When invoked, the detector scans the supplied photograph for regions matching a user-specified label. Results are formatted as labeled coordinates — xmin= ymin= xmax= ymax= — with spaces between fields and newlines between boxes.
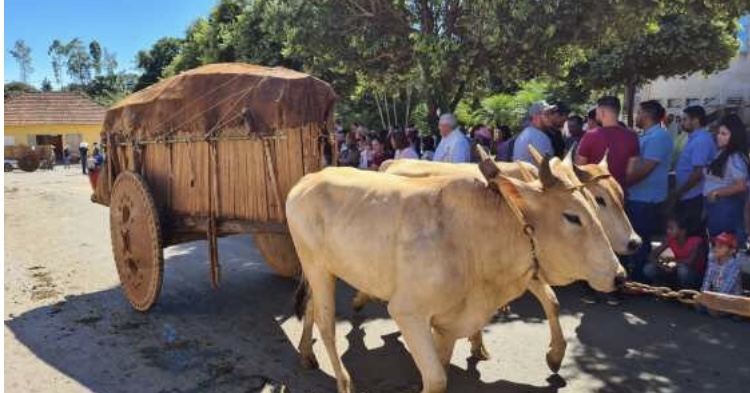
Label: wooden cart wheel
xmin=18 ymin=151 xmax=40 ymax=172
xmin=110 ymin=171 xmax=164 ymax=311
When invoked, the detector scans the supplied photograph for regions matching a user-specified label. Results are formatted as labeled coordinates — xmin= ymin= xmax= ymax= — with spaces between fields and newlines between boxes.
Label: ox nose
xmin=627 ymin=237 xmax=642 ymax=252
xmin=614 ymin=271 xmax=628 ymax=291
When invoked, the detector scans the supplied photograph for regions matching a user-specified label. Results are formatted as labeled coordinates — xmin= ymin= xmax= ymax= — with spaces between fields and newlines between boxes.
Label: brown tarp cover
xmin=104 ymin=63 xmax=336 ymax=141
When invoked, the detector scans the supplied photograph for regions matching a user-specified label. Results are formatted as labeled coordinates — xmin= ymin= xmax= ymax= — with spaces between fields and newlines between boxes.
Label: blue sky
xmin=4 ymin=0 xmax=216 ymax=87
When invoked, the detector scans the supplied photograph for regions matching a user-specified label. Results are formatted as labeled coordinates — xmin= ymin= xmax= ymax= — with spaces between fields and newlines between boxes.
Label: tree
xmin=268 ymin=0 xmax=661 ymax=131
xmin=103 ymin=49 xmax=118 ymax=75
xmin=41 ymin=78 xmax=53 ymax=92
xmin=65 ymin=38 xmax=93 ymax=85
xmin=5 ymin=81 xmax=38 ymax=99
xmin=85 ymin=73 xmax=138 ymax=106
xmin=134 ymin=37 xmax=183 ymax=91
xmin=10 ymin=40 xmax=34 ymax=84
xmin=48 ymin=40 xmax=68 ymax=88
xmin=89 ymin=40 xmax=103 ymax=76
xmin=568 ymin=1 xmax=750 ymax=125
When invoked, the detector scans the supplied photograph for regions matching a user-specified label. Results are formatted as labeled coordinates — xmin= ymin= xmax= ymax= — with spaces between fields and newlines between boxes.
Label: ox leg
xmin=389 ymin=306 xmax=447 ymax=393
xmin=468 ymin=331 xmax=490 ymax=361
xmin=351 ymin=291 xmax=372 ymax=312
xmin=298 ymin=298 xmax=319 ymax=369
xmin=433 ymin=330 xmax=457 ymax=368
xmin=309 ymin=271 xmax=352 ymax=393
xmin=527 ymin=279 xmax=566 ymax=373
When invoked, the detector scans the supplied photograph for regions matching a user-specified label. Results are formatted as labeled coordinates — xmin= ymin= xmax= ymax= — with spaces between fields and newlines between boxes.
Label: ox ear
xmin=496 ymin=175 xmax=531 ymax=223
xmin=539 ymin=155 xmax=564 ymax=190
xmin=527 ymin=144 xmax=545 ymax=166
xmin=574 ymin=163 xmax=611 ymax=184
xmin=475 ymin=143 xmax=491 ymax=162
xmin=515 ymin=161 xmax=536 ymax=182
xmin=573 ymin=164 xmax=596 ymax=183
xmin=479 ymin=158 xmax=500 ymax=182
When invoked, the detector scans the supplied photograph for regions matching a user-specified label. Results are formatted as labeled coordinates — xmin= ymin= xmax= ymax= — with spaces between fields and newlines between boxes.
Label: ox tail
xmin=293 ymin=274 xmax=310 ymax=320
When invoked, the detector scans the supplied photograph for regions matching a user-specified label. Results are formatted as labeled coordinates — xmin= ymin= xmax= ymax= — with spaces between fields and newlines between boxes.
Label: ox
xmin=350 ymin=148 xmax=640 ymax=369
xmin=286 ymin=156 xmax=626 ymax=393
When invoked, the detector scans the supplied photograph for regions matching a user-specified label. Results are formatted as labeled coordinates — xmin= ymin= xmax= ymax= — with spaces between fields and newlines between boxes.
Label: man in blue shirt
xmin=669 ymin=106 xmax=716 ymax=236
xmin=626 ymin=100 xmax=674 ymax=282
xmin=513 ymin=101 xmax=553 ymax=163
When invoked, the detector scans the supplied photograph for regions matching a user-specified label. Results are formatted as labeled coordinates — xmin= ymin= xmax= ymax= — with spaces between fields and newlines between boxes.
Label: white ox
xmin=286 ymin=156 xmax=626 ymax=393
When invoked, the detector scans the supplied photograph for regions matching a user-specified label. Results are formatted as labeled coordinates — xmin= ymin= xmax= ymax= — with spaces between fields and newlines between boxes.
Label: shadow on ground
xmin=6 ymin=235 xmax=750 ymax=392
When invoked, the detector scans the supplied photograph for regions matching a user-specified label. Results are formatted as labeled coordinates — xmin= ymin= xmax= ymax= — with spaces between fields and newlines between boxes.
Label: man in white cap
xmin=513 ymin=101 xmax=553 ymax=163
xmin=433 ymin=113 xmax=471 ymax=163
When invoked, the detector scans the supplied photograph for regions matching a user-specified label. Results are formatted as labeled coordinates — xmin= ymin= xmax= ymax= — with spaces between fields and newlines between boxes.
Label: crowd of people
xmin=329 ymin=96 xmax=749 ymax=310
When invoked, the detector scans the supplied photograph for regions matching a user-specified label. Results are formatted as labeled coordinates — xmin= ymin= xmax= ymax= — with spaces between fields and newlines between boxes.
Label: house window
xmin=4 ymin=136 xmax=16 ymax=146
xmin=727 ymin=96 xmax=744 ymax=107
xmin=667 ymin=98 xmax=682 ymax=108
xmin=686 ymin=98 xmax=701 ymax=107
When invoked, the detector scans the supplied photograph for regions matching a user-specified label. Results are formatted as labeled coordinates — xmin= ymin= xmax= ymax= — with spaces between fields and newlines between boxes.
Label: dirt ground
xmin=4 ymin=168 xmax=750 ymax=393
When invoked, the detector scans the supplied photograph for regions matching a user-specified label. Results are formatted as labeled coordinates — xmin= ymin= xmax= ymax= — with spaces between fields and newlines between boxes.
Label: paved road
xmin=4 ymin=169 xmax=750 ymax=392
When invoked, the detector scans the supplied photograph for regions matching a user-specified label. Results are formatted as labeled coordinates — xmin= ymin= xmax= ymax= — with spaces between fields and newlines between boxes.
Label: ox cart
xmin=91 ymin=63 xmax=336 ymax=311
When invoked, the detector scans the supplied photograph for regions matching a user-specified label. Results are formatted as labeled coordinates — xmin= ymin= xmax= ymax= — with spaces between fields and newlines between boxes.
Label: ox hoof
xmin=301 ymin=353 xmax=319 ymax=370
xmin=470 ymin=344 xmax=491 ymax=361
xmin=545 ymin=350 xmax=564 ymax=373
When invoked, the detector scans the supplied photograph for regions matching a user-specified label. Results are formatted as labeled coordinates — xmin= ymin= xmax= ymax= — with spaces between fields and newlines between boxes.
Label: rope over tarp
xmin=104 ymin=63 xmax=337 ymax=142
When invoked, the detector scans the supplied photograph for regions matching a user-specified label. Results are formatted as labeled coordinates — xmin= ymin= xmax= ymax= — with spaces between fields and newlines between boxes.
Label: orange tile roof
xmin=4 ymin=92 xmax=106 ymax=125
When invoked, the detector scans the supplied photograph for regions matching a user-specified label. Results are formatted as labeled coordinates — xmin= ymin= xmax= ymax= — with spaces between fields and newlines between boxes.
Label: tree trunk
xmin=624 ymin=79 xmax=637 ymax=128
xmin=427 ymin=99 xmax=439 ymax=136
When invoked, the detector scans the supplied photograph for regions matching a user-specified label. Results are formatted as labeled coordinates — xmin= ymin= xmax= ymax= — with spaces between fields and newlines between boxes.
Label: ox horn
xmin=527 ymin=144 xmax=545 ymax=166
xmin=539 ymin=155 xmax=563 ymax=189
xmin=599 ymin=149 xmax=610 ymax=170
xmin=573 ymin=164 xmax=595 ymax=184
xmin=562 ymin=142 xmax=577 ymax=167
xmin=476 ymin=144 xmax=500 ymax=182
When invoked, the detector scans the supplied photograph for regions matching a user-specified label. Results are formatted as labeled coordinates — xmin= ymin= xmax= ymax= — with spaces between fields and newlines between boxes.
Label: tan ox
xmin=350 ymin=151 xmax=640 ymax=369
xmin=287 ymin=157 xmax=626 ymax=393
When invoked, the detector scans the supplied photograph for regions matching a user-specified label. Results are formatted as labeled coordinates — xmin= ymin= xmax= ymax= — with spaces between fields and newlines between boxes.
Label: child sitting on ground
xmin=644 ymin=216 xmax=705 ymax=289
xmin=702 ymin=232 xmax=743 ymax=296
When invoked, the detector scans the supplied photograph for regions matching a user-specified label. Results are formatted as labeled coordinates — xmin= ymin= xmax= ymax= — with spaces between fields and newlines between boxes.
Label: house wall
xmin=4 ymin=124 xmax=103 ymax=148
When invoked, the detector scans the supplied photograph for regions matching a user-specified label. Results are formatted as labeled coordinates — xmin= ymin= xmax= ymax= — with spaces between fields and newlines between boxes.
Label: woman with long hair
xmin=391 ymin=131 xmax=419 ymax=160
xmin=703 ymin=114 xmax=749 ymax=243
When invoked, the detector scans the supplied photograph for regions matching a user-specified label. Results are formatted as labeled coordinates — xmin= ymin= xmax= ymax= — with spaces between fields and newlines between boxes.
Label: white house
xmin=636 ymin=15 xmax=750 ymax=123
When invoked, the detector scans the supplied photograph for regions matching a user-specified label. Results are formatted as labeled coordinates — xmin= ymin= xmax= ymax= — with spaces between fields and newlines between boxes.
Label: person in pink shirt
xmin=575 ymin=96 xmax=640 ymax=189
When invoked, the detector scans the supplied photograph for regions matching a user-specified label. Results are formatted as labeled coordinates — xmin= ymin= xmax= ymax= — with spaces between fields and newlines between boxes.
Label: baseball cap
xmin=528 ymin=101 xmax=551 ymax=117
xmin=713 ymin=232 xmax=738 ymax=249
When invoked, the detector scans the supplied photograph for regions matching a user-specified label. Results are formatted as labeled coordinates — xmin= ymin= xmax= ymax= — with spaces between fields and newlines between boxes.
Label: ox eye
xmin=595 ymin=196 xmax=607 ymax=207
xmin=563 ymin=213 xmax=582 ymax=226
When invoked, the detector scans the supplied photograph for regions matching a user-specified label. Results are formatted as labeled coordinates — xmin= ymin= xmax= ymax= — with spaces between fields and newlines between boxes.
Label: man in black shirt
xmin=544 ymin=102 xmax=570 ymax=158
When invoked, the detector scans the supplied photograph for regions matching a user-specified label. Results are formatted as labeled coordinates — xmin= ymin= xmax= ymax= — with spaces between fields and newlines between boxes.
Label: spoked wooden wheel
xmin=110 ymin=171 xmax=164 ymax=311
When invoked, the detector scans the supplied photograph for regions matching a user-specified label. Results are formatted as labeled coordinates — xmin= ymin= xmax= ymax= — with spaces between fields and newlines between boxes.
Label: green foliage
xmin=65 ymin=38 xmax=93 ymax=85
xmin=456 ymin=80 xmax=548 ymax=129
xmin=89 ymin=40 xmax=103 ymax=76
xmin=103 ymin=49 xmax=118 ymax=75
xmin=48 ymin=40 xmax=67 ymax=88
xmin=135 ymin=37 xmax=183 ymax=91
xmin=130 ymin=0 xmax=747 ymax=129
xmin=4 ymin=81 xmax=38 ymax=99
xmin=41 ymin=78 xmax=53 ymax=92
xmin=85 ymin=73 xmax=138 ymax=106
xmin=10 ymin=40 xmax=33 ymax=83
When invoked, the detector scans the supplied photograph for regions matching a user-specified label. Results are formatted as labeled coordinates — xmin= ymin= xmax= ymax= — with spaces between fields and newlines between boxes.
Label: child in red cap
xmin=701 ymin=232 xmax=743 ymax=298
